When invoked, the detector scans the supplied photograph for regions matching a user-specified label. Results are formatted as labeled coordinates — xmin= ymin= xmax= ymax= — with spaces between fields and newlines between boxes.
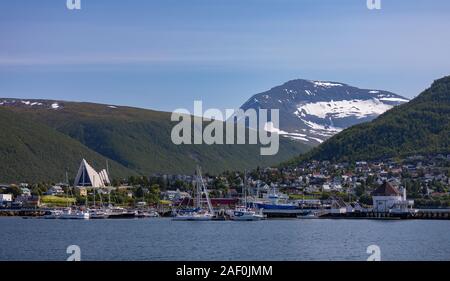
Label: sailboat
xmin=173 ymin=166 xmax=215 ymax=221
xmin=45 ymin=171 xmax=90 ymax=219
xmin=63 ymin=170 xmax=90 ymax=220
xmin=88 ymin=175 xmax=109 ymax=219
xmin=229 ymin=171 xmax=265 ymax=221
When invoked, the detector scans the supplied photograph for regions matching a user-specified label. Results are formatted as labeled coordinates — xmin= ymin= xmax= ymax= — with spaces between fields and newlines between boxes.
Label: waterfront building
xmin=15 ymin=195 xmax=41 ymax=208
xmin=0 ymin=194 xmax=13 ymax=204
xmin=371 ymin=182 xmax=413 ymax=212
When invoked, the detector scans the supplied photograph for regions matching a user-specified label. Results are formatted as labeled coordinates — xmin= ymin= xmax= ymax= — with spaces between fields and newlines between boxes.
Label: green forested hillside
xmin=0 ymin=101 xmax=310 ymax=182
xmin=290 ymin=76 xmax=450 ymax=163
xmin=0 ymin=108 xmax=135 ymax=183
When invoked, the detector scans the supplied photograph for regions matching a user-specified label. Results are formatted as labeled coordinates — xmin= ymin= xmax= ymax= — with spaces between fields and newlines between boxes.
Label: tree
xmin=135 ymin=186 xmax=145 ymax=199
xmin=146 ymin=184 xmax=161 ymax=204
xmin=359 ymin=194 xmax=372 ymax=206
xmin=6 ymin=185 xmax=21 ymax=197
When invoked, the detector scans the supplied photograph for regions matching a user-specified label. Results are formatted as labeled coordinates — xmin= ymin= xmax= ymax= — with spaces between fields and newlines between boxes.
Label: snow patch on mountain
xmin=239 ymin=79 xmax=409 ymax=146
xmin=264 ymin=122 xmax=310 ymax=142
xmin=295 ymin=98 xmax=393 ymax=119
xmin=311 ymin=81 xmax=343 ymax=88
xmin=378 ymin=97 xmax=410 ymax=103
xmin=0 ymin=99 xmax=63 ymax=110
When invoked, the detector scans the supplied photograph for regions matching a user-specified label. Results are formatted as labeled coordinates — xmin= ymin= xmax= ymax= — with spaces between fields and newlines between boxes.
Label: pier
xmin=319 ymin=209 xmax=450 ymax=220
xmin=2 ymin=206 xmax=450 ymax=220
xmin=0 ymin=208 xmax=47 ymax=217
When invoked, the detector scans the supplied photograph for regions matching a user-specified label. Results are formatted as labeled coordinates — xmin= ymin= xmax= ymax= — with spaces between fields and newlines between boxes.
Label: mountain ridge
xmin=240 ymin=78 xmax=409 ymax=145
xmin=288 ymin=76 xmax=450 ymax=164
xmin=0 ymin=98 xmax=311 ymax=182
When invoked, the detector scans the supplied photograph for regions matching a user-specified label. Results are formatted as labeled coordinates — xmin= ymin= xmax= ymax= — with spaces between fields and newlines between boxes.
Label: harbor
xmin=2 ymin=158 xmax=450 ymax=221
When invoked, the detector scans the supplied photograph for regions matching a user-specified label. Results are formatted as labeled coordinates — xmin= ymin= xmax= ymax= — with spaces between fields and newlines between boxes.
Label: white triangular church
xmin=74 ymin=159 xmax=110 ymax=187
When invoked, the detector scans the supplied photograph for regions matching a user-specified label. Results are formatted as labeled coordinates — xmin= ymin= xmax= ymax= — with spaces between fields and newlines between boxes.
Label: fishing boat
xmin=173 ymin=166 xmax=215 ymax=221
xmin=252 ymin=187 xmax=299 ymax=210
xmin=230 ymin=206 xmax=264 ymax=221
xmin=229 ymin=171 xmax=264 ymax=221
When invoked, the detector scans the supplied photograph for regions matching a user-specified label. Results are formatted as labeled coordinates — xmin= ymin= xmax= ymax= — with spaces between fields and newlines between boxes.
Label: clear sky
xmin=1 ymin=0 xmax=449 ymax=112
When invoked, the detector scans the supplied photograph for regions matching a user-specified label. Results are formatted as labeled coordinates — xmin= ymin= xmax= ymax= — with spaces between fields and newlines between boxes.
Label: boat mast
xmin=195 ymin=168 xmax=200 ymax=209
xmin=243 ymin=170 xmax=247 ymax=208
xmin=93 ymin=175 xmax=96 ymax=208
xmin=107 ymin=159 xmax=111 ymax=207
xmin=196 ymin=166 xmax=214 ymax=214
xmin=99 ymin=184 xmax=103 ymax=207
xmin=65 ymin=170 xmax=70 ymax=208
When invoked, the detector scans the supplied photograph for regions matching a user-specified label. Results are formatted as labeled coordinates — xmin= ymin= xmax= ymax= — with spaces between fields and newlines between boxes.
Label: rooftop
xmin=372 ymin=182 xmax=401 ymax=196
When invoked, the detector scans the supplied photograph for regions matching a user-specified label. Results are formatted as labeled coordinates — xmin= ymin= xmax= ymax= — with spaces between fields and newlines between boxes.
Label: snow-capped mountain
xmin=240 ymin=79 xmax=409 ymax=145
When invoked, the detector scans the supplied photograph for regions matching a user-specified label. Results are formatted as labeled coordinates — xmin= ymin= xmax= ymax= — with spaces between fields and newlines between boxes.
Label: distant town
xmin=1 ymin=153 xmax=450 ymax=220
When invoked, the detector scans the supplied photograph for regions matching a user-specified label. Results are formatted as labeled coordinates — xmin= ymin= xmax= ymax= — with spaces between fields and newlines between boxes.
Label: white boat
xmin=173 ymin=166 xmax=215 ymax=221
xmin=89 ymin=208 xmax=107 ymax=219
xmin=60 ymin=208 xmax=90 ymax=220
xmin=297 ymin=211 xmax=321 ymax=219
xmin=172 ymin=211 xmax=214 ymax=221
xmin=44 ymin=209 xmax=64 ymax=219
xmin=229 ymin=171 xmax=265 ymax=221
xmin=229 ymin=206 xmax=264 ymax=221
xmin=105 ymin=206 xmax=136 ymax=219
xmin=136 ymin=210 xmax=160 ymax=218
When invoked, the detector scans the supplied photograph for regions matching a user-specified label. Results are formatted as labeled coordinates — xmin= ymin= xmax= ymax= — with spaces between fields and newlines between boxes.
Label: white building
xmin=0 ymin=194 xmax=13 ymax=203
xmin=74 ymin=159 xmax=111 ymax=188
xmin=20 ymin=187 xmax=31 ymax=196
xmin=372 ymin=182 xmax=413 ymax=212
xmin=46 ymin=186 xmax=65 ymax=196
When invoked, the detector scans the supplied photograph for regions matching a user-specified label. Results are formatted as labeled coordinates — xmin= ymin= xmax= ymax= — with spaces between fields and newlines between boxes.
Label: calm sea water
xmin=0 ymin=217 xmax=449 ymax=261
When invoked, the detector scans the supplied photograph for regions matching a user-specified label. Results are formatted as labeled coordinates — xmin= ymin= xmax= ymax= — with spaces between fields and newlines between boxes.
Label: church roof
xmin=372 ymin=182 xmax=401 ymax=196
xmin=74 ymin=159 xmax=109 ymax=188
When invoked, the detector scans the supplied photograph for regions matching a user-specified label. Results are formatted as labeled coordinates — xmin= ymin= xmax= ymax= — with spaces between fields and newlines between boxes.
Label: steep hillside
xmin=291 ymin=76 xmax=450 ymax=163
xmin=0 ymin=99 xmax=310 ymax=177
xmin=0 ymin=107 xmax=135 ymax=183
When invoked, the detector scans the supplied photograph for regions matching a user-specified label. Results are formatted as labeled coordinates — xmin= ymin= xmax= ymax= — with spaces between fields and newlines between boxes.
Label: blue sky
xmin=1 ymin=0 xmax=449 ymax=112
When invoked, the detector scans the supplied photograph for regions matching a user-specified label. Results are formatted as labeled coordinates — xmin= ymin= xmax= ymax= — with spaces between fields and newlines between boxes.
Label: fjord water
xmin=0 ymin=217 xmax=449 ymax=261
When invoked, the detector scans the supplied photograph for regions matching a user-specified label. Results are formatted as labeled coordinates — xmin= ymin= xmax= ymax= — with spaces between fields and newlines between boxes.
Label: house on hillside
xmin=45 ymin=186 xmax=64 ymax=196
xmin=20 ymin=187 xmax=31 ymax=197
